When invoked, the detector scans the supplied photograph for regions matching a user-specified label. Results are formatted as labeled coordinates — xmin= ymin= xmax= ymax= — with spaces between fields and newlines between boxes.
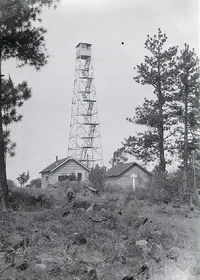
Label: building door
xmin=78 ymin=173 xmax=82 ymax=182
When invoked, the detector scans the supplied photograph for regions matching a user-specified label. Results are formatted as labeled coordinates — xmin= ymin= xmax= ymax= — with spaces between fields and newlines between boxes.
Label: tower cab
xmin=76 ymin=43 xmax=92 ymax=59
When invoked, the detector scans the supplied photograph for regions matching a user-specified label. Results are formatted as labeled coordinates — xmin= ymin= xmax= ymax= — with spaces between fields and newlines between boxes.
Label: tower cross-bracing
xmin=68 ymin=43 xmax=103 ymax=168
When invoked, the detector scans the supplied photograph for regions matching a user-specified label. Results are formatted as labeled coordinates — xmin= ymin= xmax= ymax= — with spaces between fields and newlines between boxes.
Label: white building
xmin=40 ymin=157 xmax=90 ymax=189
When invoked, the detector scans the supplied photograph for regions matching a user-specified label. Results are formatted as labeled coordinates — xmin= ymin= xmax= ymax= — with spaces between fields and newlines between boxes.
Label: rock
xmin=62 ymin=209 xmax=70 ymax=217
xmin=75 ymin=207 xmax=85 ymax=216
xmin=4 ymin=245 xmax=14 ymax=253
xmin=190 ymin=265 xmax=200 ymax=275
xmin=16 ymin=260 xmax=29 ymax=271
xmin=0 ymin=252 xmax=5 ymax=268
xmin=42 ymin=231 xmax=52 ymax=241
xmin=99 ymin=272 xmax=116 ymax=280
xmin=123 ymin=235 xmax=129 ymax=240
xmin=137 ymin=264 xmax=149 ymax=274
xmin=34 ymin=254 xmax=63 ymax=276
xmin=88 ymin=208 xmax=112 ymax=223
xmin=87 ymin=204 xmax=96 ymax=212
xmin=136 ymin=240 xmax=148 ymax=247
xmin=148 ymin=242 xmax=162 ymax=263
xmin=136 ymin=216 xmax=148 ymax=227
xmin=4 ymin=233 xmax=29 ymax=250
xmin=82 ymin=269 xmax=98 ymax=280
xmin=77 ymin=248 xmax=104 ymax=265
xmin=130 ymin=264 xmax=150 ymax=279
xmin=81 ymin=269 xmax=98 ymax=280
xmin=122 ymin=276 xmax=135 ymax=280
xmin=68 ymin=261 xmax=88 ymax=276
xmin=67 ymin=191 xmax=74 ymax=201
xmin=35 ymin=263 xmax=47 ymax=271
xmin=166 ymin=247 xmax=180 ymax=261
xmin=73 ymin=233 xmax=87 ymax=245
xmin=88 ymin=269 xmax=98 ymax=280
xmin=34 ymin=262 xmax=61 ymax=276
xmin=121 ymin=255 xmax=126 ymax=264
xmin=88 ymin=186 xmax=98 ymax=194
xmin=49 ymin=265 xmax=61 ymax=276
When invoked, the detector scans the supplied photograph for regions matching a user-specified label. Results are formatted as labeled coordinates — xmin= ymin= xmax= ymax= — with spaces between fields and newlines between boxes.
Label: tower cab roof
xmin=76 ymin=42 xmax=92 ymax=48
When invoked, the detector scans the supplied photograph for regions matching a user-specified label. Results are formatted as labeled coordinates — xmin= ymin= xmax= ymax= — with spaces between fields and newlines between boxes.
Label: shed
xmin=105 ymin=162 xmax=151 ymax=190
xmin=40 ymin=157 xmax=90 ymax=189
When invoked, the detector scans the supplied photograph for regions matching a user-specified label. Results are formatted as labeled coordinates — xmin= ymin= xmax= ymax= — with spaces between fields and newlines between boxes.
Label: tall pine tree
xmin=0 ymin=0 xmax=59 ymax=206
xmin=175 ymin=44 xmax=200 ymax=191
xmin=123 ymin=29 xmax=178 ymax=171
xmin=2 ymin=76 xmax=31 ymax=156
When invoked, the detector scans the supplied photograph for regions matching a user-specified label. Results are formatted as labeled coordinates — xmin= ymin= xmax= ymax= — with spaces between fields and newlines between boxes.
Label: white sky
xmin=4 ymin=0 xmax=200 ymax=182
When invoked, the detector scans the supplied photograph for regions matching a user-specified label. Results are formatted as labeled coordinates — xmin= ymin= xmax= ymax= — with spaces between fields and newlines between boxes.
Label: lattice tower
xmin=68 ymin=43 xmax=103 ymax=168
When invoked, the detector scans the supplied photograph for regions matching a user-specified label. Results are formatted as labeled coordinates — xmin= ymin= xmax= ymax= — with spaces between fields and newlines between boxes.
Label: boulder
xmin=68 ymin=261 xmax=88 ymax=276
xmin=4 ymin=233 xmax=29 ymax=250
xmin=122 ymin=276 xmax=134 ymax=280
xmin=166 ymin=247 xmax=180 ymax=261
xmin=16 ymin=260 xmax=29 ymax=271
xmin=35 ymin=263 xmax=47 ymax=271
xmin=67 ymin=191 xmax=74 ymax=201
xmin=136 ymin=240 xmax=148 ymax=247
xmin=88 ymin=208 xmax=112 ymax=223
xmin=76 ymin=248 xmax=104 ymax=265
xmin=85 ymin=269 xmax=98 ymax=280
xmin=190 ymin=265 xmax=200 ymax=275
xmin=73 ymin=232 xmax=87 ymax=245
xmin=34 ymin=253 xmax=64 ymax=276
xmin=34 ymin=262 xmax=61 ymax=276
xmin=88 ymin=186 xmax=98 ymax=194
xmin=147 ymin=242 xmax=162 ymax=263
xmin=136 ymin=216 xmax=148 ymax=228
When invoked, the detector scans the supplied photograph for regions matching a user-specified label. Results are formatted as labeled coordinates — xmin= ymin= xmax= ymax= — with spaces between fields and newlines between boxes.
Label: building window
xmin=58 ymin=175 xmax=69 ymax=182
xmin=58 ymin=173 xmax=77 ymax=182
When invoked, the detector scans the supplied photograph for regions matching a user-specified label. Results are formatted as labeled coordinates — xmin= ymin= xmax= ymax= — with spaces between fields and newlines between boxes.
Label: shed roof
xmin=40 ymin=157 xmax=90 ymax=174
xmin=106 ymin=162 xmax=151 ymax=178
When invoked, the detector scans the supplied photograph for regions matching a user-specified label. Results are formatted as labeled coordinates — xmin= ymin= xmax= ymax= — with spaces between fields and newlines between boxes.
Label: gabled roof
xmin=40 ymin=157 xmax=90 ymax=174
xmin=106 ymin=162 xmax=151 ymax=178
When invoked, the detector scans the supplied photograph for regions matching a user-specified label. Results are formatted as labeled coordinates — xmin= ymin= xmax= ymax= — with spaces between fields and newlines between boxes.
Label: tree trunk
xmin=0 ymin=54 xmax=8 ymax=207
xmin=158 ymin=111 xmax=166 ymax=172
xmin=183 ymin=87 xmax=188 ymax=194
xmin=157 ymin=63 xmax=166 ymax=172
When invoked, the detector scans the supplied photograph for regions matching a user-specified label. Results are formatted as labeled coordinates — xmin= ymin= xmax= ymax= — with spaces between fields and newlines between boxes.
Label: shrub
xmin=28 ymin=178 xmax=41 ymax=188
xmin=143 ymin=169 xmax=199 ymax=205
xmin=8 ymin=187 xmax=53 ymax=210
xmin=104 ymin=184 xmax=132 ymax=195
xmin=89 ymin=165 xmax=106 ymax=192
xmin=7 ymin=179 xmax=17 ymax=189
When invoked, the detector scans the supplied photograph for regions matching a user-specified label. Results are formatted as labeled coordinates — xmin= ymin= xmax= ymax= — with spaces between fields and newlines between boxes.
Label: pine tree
xmin=175 ymin=44 xmax=200 ymax=193
xmin=123 ymin=29 xmax=178 ymax=171
xmin=2 ymin=76 xmax=31 ymax=156
xmin=0 ymin=0 xmax=59 ymax=206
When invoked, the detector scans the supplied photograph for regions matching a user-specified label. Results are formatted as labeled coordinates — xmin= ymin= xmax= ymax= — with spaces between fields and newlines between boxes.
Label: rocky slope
xmin=0 ymin=182 xmax=199 ymax=280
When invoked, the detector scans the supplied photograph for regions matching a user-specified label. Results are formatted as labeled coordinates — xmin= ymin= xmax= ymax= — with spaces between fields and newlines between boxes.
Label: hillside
xmin=0 ymin=182 xmax=200 ymax=280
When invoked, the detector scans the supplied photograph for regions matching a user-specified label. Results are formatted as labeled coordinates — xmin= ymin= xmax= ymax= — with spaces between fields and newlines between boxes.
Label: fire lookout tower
xmin=68 ymin=43 xmax=103 ymax=168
